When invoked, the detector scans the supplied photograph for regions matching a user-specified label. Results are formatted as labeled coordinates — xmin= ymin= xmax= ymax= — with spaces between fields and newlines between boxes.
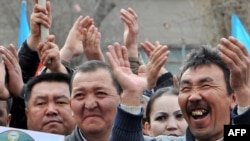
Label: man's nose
xmin=46 ymin=103 xmax=58 ymax=116
xmin=84 ymin=96 xmax=97 ymax=110
xmin=188 ymin=88 xmax=202 ymax=102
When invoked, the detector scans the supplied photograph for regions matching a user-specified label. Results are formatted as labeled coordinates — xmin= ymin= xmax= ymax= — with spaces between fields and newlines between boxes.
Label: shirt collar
xmin=78 ymin=127 xmax=87 ymax=141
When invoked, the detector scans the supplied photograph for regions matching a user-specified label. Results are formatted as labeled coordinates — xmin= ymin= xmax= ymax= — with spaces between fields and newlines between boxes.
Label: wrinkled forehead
xmin=73 ymin=68 xmax=113 ymax=82
xmin=71 ymin=69 xmax=119 ymax=94
xmin=180 ymin=64 xmax=224 ymax=82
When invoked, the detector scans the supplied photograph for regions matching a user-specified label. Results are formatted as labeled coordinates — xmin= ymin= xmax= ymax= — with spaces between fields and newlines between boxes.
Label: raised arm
xmin=121 ymin=8 xmax=144 ymax=74
xmin=107 ymin=42 xmax=147 ymax=141
xmin=121 ymin=8 xmax=139 ymax=58
xmin=107 ymin=42 xmax=147 ymax=106
xmin=37 ymin=35 xmax=68 ymax=74
xmin=1 ymin=44 xmax=23 ymax=98
xmin=83 ymin=25 xmax=105 ymax=62
xmin=140 ymin=41 xmax=171 ymax=90
xmin=19 ymin=0 xmax=52 ymax=83
xmin=217 ymin=36 xmax=250 ymax=107
xmin=60 ymin=16 xmax=94 ymax=63
xmin=0 ymin=47 xmax=9 ymax=99
xmin=27 ymin=0 xmax=51 ymax=51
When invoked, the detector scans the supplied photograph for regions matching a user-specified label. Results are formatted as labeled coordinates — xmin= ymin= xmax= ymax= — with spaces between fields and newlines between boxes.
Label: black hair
xmin=24 ymin=73 xmax=71 ymax=106
xmin=145 ymin=86 xmax=179 ymax=124
xmin=179 ymin=45 xmax=233 ymax=95
xmin=70 ymin=60 xmax=122 ymax=95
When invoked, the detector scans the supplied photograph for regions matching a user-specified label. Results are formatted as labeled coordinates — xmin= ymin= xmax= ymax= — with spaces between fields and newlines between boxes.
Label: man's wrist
xmin=27 ymin=35 xmax=39 ymax=51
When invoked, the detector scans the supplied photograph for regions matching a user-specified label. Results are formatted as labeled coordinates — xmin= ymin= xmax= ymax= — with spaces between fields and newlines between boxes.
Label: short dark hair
xmin=179 ymin=45 xmax=233 ymax=95
xmin=146 ymin=86 xmax=179 ymax=124
xmin=24 ymin=73 xmax=71 ymax=106
xmin=70 ymin=60 xmax=122 ymax=95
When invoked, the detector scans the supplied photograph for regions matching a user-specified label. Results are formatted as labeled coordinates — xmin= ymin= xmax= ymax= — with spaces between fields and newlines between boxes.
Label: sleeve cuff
xmin=120 ymin=104 xmax=142 ymax=115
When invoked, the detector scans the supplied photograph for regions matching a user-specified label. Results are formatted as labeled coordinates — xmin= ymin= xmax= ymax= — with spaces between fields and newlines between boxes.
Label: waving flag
xmin=231 ymin=14 xmax=250 ymax=54
xmin=18 ymin=0 xmax=30 ymax=48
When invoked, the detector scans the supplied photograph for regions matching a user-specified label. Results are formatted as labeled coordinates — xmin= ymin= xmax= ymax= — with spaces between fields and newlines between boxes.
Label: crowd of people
xmin=0 ymin=0 xmax=250 ymax=141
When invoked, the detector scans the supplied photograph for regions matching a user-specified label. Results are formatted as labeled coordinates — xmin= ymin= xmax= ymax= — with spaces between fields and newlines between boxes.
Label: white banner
xmin=0 ymin=126 xmax=65 ymax=141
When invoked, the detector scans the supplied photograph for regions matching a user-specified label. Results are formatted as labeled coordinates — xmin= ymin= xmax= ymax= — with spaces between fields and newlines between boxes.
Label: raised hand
xmin=0 ymin=44 xmax=23 ymax=97
xmin=0 ymin=49 xmax=9 ymax=99
xmin=142 ymin=41 xmax=170 ymax=89
xmin=60 ymin=16 xmax=94 ymax=63
xmin=106 ymin=42 xmax=147 ymax=106
xmin=120 ymin=8 xmax=139 ymax=58
xmin=217 ymin=36 xmax=250 ymax=106
xmin=38 ymin=35 xmax=67 ymax=74
xmin=140 ymin=41 xmax=170 ymax=89
xmin=27 ymin=0 xmax=52 ymax=51
xmin=140 ymin=41 xmax=153 ymax=57
xmin=83 ymin=25 xmax=105 ymax=62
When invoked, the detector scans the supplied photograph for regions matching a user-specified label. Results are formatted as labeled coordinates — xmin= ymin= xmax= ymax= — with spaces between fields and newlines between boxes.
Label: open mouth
xmin=191 ymin=109 xmax=209 ymax=119
xmin=187 ymin=101 xmax=211 ymax=120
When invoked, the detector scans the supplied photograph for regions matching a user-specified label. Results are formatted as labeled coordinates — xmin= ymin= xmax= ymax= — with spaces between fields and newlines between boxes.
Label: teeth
xmin=192 ymin=109 xmax=206 ymax=116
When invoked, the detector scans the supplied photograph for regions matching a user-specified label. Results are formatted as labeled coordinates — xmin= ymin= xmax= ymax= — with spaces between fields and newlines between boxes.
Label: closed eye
xmin=36 ymin=102 xmax=46 ymax=106
xmin=201 ymin=84 xmax=211 ymax=89
xmin=96 ymin=91 xmax=107 ymax=97
xmin=180 ymin=86 xmax=191 ymax=93
xmin=57 ymin=101 xmax=68 ymax=105
xmin=73 ymin=93 xmax=85 ymax=99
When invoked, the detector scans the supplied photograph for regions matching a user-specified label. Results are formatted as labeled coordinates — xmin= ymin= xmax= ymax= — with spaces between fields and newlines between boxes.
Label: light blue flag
xmin=18 ymin=0 xmax=30 ymax=48
xmin=231 ymin=14 xmax=250 ymax=54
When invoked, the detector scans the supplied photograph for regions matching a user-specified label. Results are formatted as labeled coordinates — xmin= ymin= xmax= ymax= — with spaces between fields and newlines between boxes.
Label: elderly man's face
xmin=25 ymin=81 xmax=75 ymax=135
xmin=71 ymin=68 xmax=120 ymax=136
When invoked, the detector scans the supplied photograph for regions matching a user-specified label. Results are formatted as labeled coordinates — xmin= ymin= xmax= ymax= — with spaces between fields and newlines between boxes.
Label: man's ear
xmin=173 ymin=75 xmax=179 ymax=89
xmin=69 ymin=100 xmax=74 ymax=117
xmin=230 ymin=94 xmax=237 ymax=110
xmin=25 ymin=107 xmax=29 ymax=117
xmin=6 ymin=113 xmax=11 ymax=127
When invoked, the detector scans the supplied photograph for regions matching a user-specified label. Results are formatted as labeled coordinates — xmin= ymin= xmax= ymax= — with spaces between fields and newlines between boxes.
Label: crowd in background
xmin=0 ymin=1 xmax=250 ymax=141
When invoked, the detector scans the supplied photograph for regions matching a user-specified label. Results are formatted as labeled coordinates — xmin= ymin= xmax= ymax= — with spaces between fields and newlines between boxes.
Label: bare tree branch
xmin=92 ymin=0 xmax=116 ymax=28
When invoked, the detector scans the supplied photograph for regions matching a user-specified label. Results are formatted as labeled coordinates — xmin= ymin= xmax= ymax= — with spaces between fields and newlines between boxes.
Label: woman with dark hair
xmin=145 ymin=87 xmax=187 ymax=137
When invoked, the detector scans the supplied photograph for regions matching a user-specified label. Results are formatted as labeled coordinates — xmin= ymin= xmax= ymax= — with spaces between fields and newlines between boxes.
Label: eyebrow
xmin=180 ymin=77 xmax=213 ymax=86
xmin=173 ymin=110 xmax=182 ymax=115
xmin=198 ymin=77 xmax=213 ymax=84
xmin=155 ymin=112 xmax=168 ymax=117
xmin=93 ymin=86 xmax=109 ymax=91
xmin=180 ymin=80 xmax=191 ymax=86
xmin=54 ymin=95 xmax=69 ymax=100
xmin=73 ymin=86 xmax=109 ymax=92
xmin=34 ymin=95 xmax=69 ymax=100
xmin=34 ymin=96 xmax=47 ymax=100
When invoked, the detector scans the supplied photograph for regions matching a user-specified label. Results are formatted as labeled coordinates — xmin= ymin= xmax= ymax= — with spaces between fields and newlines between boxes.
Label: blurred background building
xmin=0 ymin=0 xmax=250 ymax=73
